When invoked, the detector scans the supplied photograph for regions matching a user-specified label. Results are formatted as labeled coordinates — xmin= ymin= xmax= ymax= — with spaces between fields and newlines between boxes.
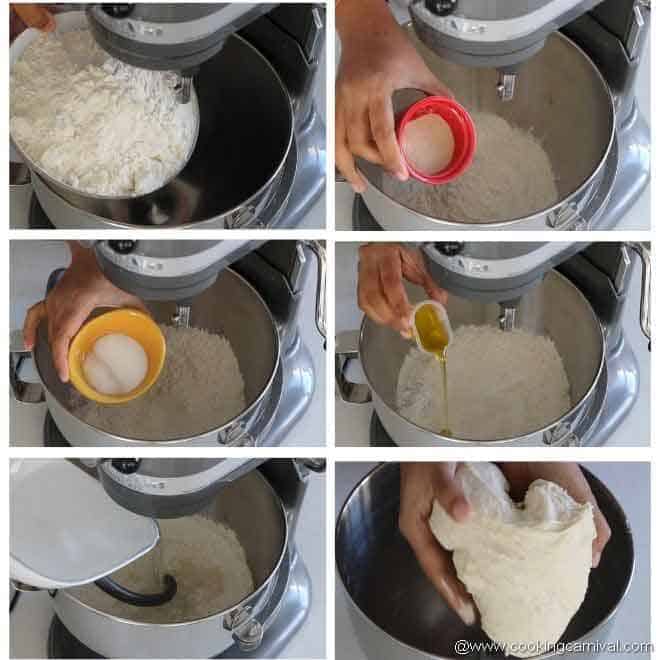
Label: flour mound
xmin=396 ymin=325 xmax=571 ymax=440
xmin=71 ymin=516 xmax=254 ymax=623
xmin=383 ymin=113 xmax=558 ymax=223
xmin=10 ymin=29 xmax=197 ymax=196
xmin=76 ymin=325 xmax=246 ymax=440
xmin=429 ymin=462 xmax=595 ymax=657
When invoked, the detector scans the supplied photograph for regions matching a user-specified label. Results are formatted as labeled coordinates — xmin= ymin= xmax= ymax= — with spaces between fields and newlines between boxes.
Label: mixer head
xmin=95 ymin=458 xmax=262 ymax=518
xmin=85 ymin=4 xmax=275 ymax=101
xmin=421 ymin=242 xmax=586 ymax=304
xmin=409 ymin=0 xmax=602 ymax=99
xmin=93 ymin=240 xmax=258 ymax=302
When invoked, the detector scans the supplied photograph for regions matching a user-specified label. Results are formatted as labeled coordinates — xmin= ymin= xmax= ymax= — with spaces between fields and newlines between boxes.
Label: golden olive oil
xmin=414 ymin=304 xmax=451 ymax=436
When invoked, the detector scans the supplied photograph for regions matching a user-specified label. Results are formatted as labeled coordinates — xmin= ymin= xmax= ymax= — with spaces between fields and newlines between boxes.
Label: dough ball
xmin=83 ymin=333 xmax=148 ymax=395
xmin=402 ymin=113 xmax=455 ymax=175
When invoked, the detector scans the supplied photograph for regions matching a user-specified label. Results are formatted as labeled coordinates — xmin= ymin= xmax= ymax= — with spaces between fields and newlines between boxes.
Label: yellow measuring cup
xmin=411 ymin=300 xmax=453 ymax=358
xmin=68 ymin=309 xmax=166 ymax=405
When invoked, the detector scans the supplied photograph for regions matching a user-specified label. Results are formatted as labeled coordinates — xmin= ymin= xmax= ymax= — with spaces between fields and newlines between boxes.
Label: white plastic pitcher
xmin=10 ymin=459 xmax=159 ymax=589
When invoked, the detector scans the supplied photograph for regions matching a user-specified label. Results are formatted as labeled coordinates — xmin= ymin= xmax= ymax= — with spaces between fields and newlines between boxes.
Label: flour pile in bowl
xmin=429 ymin=462 xmax=595 ymax=657
xmin=75 ymin=325 xmax=246 ymax=440
xmin=10 ymin=29 xmax=197 ymax=196
xmin=71 ymin=516 xmax=255 ymax=623
xmin=396 ymin=325 xmax=571 ymax=440
xmin=383 ymin=112 xmax=558 ymax=223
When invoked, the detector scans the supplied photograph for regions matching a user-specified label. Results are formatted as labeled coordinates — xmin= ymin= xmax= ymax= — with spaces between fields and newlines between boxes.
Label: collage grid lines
xmin=3 ymin=1 xmax=658 ymax=660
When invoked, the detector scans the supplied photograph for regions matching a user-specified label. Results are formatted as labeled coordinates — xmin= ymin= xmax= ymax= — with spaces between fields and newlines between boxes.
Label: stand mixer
xmin=353 ymin=0 xmax=650 ymax=230
xmin=337 ymin=242 xmax=650 ymax=446
xmin=10 ymin=240 xmax=326 ymax=446
xmin=12 ymin=4 xmax=326 ymax=228
xmin=11 ymin=457 xmax=324 ymax=658
xmin=85 ymin=4 xmax=275 ymax=103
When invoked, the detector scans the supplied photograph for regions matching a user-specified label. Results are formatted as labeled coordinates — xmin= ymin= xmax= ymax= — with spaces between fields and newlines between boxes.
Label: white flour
xmin=429 ymin=463 xmax=595 ymax=657
xmin=10 ymin=29 xmax=197 ymax=196
xmin=383 ymin=113 xmax=558 ymax=223
xmin=76 ymin=325 xmax=246 ymax=440
xmin=396 ymin=325 xmax=571 ymax=440
xmin=71 ymin=516 xmax=254 ymax=623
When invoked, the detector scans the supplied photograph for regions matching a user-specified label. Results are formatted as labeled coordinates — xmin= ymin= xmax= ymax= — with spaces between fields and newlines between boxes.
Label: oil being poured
xmin=414 ymin=304 xmax=451 ymax=436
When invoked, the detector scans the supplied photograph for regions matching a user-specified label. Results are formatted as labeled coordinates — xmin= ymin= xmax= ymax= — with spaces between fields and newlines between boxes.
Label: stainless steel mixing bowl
xmin=336 ymin=271 xmax=605 ymax=446
xmin=358 ymin=29 xmax=615 ymax=230
xmin=11 ymin=269 xmax=280 ymax=446
xmin=10 ymin=12 xmax=294 ymax=227
xmin=56 ymin=470 xmax=288 ymax=658
xmin=336 ymin=463 xmax=634 ymax=660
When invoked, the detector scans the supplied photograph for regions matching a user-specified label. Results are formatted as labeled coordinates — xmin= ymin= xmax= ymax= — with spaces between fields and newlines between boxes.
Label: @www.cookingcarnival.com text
xmin=454 ymin=640 xmax=654 ymax=656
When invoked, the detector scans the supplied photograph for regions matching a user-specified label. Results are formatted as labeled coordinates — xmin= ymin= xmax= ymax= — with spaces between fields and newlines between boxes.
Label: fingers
xmin=591 ymin=508 xmax=612 ymax=567
xmin=42 ymin=12 xmax=57 ymax=33
xmin=346 ymin=107 xmax=384 ymax=164
xmin=358 ymin=246 xmax=412 ymax=335
xmin=400 ymin=248 xmax=449 ymax=307
xmin=423 ymin=278 xmax=449 ymax=306
xmin=499 ymin=462 xmax=612 ymax=568
xmin=432 ymin=463 xmax=472 ymax=522
xmin=49 ymin=307 xmax=92 ymax=382
xmin=378 ymin=256 xmax=412 ymax=335
xmin=23 ymin=301 xmax=46 ymax=350
xmin=547 ymin=464 xmax=612 ymax=567
xmin=357 ymin=260 xmax=394 ymax=326
xmin=50 ymin=325 xmax=74 ymax=383
xmin=417 ymin=72 xmax=455 ymax=99
xmin=402 ymin=516 xmax=476 ymax=625
xmin=368 ymin=94 xmax=408 ymax=180
xmin=336 ymin=109 xmax=367 ymax=193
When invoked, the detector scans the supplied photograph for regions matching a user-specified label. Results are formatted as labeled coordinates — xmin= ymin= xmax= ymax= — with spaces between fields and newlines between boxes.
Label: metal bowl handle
xmin=626 ymin=242 xmax=651 ymax=348
xmin=217 ymin=423 xmax=256 ymax=447
xmin=10 ymin=162 xmax=31 ymax=187
xmin=542 ymin=423 xmax=581 ymax=447
xmin=223 ymin=574 xmax=279 ymax=653
xmin=300 ymin=240 xmax=327 ymax=344
xmin=10 ymin=330 xmax=45 ymax=404
xmin=335 ymin=330 xmax=372 ymax=404
xmin=546 ymin=203 xmax=589 ymax=231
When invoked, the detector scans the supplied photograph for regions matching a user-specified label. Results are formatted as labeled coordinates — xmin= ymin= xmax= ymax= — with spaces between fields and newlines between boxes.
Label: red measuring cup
xmin=397 ymin=96 xmax=477 ymax=185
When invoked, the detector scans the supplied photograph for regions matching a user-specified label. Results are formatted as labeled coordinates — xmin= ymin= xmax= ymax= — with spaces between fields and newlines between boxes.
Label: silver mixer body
xmin=48 ymin=459 xmax=320 ymax=658
xmin=13 ymin=5 xmax=326 ymax=229
xmin=86 ymin=4 xmax=274 ymax=75
xmin=10 ymin=241 xmax=326 ymax=447
xmin=337 ymin=243 xmax=649 ymax=447
xmin=410 ymin=0 xmax=602 ymax=71
xmin=354 ymin=1 xmax=649 ymax=231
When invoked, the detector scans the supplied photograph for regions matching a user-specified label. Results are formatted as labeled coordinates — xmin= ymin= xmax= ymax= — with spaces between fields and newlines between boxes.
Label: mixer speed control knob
xmin=108 ymin=240 xmax=136 ymax=255
xmin=435 ymin=242 xmax=464 ymax=257
xmin=425 ymin=0 xmax=458 ymax=16
xmin=111 ymin=459 xmax=142 ymax=475
xmin=102 ymin=4 xmax=134 ymax=18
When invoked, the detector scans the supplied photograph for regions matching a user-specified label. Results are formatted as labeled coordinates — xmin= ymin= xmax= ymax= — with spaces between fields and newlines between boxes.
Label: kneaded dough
xmin=429 ymin=463 xmax=595 ymax=657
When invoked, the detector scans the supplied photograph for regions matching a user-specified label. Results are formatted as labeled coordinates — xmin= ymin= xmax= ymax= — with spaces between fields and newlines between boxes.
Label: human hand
xmin=336 ymin=0 xmax=452 ymax=192
xmin=399 ymin=462 xmax=477 ymax=625
xmin=23 ymin=244 xmax=147 ymax=382
xmin=11 ymin=4 xmax=58 ymax=41
xmin=497 ymin=462 xmax=611 ymax=567
xmin=357 ymin=243 xmax=447 ymax=337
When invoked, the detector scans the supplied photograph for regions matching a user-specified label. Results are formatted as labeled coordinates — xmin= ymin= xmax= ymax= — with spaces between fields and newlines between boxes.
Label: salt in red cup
xmin=396 ymin=96 xmax=476 ymax=185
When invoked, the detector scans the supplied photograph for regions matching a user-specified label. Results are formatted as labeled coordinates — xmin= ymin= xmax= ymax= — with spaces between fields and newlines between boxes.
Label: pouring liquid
xmin=414 ymin=305 xmax=451 ymax=436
